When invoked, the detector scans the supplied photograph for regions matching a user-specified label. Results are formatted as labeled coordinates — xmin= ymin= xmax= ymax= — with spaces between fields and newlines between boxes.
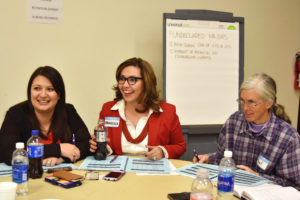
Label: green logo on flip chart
xmin=227 ymin=25 xmax=236 ymax=30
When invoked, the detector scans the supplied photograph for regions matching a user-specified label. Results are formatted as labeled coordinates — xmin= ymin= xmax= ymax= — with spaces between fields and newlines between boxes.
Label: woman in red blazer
xmin=90 ymin=57 xmax=186 ymax=160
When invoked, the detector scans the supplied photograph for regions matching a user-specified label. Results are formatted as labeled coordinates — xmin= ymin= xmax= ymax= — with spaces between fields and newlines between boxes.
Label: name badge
xmin=257 ymin=154 xmax=269 ymax=170
xmin=105 ymin=117 xmax=120 ymax=127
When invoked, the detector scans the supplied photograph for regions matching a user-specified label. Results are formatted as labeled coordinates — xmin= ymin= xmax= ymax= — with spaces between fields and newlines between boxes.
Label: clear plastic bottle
xmin=27 ymin=130 xmax=43 ymax=178
xmin=94 ymin=119 xmax=108 ymax=160
xmin=217 ymin=150 xmax=235 ymax=200
xmin=12 ymin=142 xmax=29 ymax=196
xmin=190 ymin=168 xmax=213 ymax=200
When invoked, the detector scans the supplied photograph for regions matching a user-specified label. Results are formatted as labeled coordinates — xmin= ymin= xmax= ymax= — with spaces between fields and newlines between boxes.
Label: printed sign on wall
xmin=28 ymin=0 xmax=62 ymax=24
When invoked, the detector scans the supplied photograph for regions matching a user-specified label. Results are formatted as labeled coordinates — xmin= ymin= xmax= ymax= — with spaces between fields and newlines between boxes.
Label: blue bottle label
xmin=13 ymin=165 xmax=28 ymax=184
xmin=217 ymin=173 xmax=234 ymax=193
xmin=28 ymin=145 xmax=43 ymax=158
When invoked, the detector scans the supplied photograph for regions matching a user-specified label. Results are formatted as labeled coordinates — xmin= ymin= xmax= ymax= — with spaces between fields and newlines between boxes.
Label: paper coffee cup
xmin=40 ymin=199 xmax=62 ymax=200
xmin=0 ymin=182 xmax=17 ymax=200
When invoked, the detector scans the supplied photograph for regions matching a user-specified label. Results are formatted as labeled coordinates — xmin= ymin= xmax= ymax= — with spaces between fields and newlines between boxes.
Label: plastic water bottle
xmin=12 ymin=142 xmax=29 ymax=196
xmin=190 ymin=168 xmax=213 ymax=200
xmin=217 ymin=150 xmax=235 ymax=200
xmin=27 ymin=130 xmax=43 ymax=178
xmin=94 ymin=119 xmax=108 ymax=160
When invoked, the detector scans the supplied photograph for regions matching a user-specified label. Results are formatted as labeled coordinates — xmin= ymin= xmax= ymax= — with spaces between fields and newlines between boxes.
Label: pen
xmin=110 ymin=155 xmax=118 ymax=163
xmin=72 ymin=134 xmax=75 ymax=145
xmin=193 ymin=149 xmax=200 ymax=162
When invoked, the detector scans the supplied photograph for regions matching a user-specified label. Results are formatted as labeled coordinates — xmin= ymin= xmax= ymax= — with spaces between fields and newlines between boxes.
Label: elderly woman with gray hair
xmin=194 ymin=73 xmax=300 ymax=190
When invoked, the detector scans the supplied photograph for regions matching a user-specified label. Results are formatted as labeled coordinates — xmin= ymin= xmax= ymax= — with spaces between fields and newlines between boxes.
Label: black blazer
xmin=0 ymin=101 xmax=91 ymax=165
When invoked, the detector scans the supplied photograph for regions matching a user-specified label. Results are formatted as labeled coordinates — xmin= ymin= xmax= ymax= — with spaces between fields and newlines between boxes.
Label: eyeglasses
xmin=118 ymin=76 xmax=144 ymax=85
xmin=236 ymin=99 xmax=262 ymax=108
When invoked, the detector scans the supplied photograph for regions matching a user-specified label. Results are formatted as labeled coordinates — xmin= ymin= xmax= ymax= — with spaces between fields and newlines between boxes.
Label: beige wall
xmin=1 ymin=0 xmax=300 ymax=133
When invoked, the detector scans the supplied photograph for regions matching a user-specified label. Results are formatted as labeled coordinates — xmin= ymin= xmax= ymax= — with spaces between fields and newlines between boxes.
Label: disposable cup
xmin=0 ymin=182 xmax=17 ymax=200
xmin=40 ymin=199 xmax=62 ymax=200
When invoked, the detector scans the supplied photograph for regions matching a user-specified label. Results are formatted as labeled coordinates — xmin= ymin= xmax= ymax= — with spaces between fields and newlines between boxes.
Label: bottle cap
xmin=31 ymin=130 xmax=39 ymax=135
xmin=16 ymin=142 xmax=24 ymax=149
xmin=196 ymin=168 xmax=209 ymax=178
xmin=98 ymin=119 xmax=105 ymax=124
xmin=224 ymin=150 xmax=233 ymax=157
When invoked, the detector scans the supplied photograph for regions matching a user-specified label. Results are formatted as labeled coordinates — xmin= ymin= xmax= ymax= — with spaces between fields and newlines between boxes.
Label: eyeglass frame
xmin=118 ymin=76 xmax=144 ymax=85
xmin=236 ymin=99 xmax=263 ymax=108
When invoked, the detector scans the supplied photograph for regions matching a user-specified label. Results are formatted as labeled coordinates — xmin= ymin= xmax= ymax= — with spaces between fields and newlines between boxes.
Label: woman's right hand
xmin=193 ymin=154 xmax=209 ymax=164
xmin=89 ymin=134 xmax=97 ymax=153
xmin=60 ymin=143 xmax=80 ymax=162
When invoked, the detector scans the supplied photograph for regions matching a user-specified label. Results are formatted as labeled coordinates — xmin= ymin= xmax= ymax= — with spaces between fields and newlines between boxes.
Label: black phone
xmin=45 ymin=175 xmax=82 ymax=189
xmin=167 ymin=192 xmax=190 ymax=200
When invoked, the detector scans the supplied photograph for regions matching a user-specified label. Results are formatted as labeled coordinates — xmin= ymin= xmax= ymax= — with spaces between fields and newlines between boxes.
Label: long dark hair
xmin=113 ymin=57 xmax=161 ymax=114
xmin=27 ymin=66 xmax=71 ymax=142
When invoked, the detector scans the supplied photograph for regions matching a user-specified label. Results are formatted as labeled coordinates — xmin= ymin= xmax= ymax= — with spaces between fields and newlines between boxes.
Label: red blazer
xmin=99 ymin=101 xmax=186 ymax=159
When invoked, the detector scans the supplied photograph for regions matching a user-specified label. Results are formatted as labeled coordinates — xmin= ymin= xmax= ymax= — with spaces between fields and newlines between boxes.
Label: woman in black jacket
xmin=0 ymin=66 xmax=91 ymax=166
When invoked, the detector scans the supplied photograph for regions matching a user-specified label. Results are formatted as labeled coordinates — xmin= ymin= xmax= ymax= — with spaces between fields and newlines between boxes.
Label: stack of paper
xmin=0 ymin=162 xmax=77 ymax=177
xmin=175 ymin=163 xmax=271 ymax=186
xmin=79 ymin=156 xmax=170 ymax=174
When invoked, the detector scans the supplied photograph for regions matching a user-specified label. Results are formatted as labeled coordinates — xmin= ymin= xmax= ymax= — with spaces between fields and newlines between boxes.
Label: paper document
xmin=176 ymin=163 xmax=271 ymax=186
xmin=43 ymin=163 xmax=78 ymax=171
xmin=175 ymin=163 xmax=218 ymax=179
xmin=79 ymin=156 xmax=128 ymax=171
xmin=79 ymin=156 xmax=170 ymax=174
xmin=0 ymin=162 xmax=77 ymax=177
xmin=0 ymin=163 xmax=12 ymax=177
xmin=126 ymin=158 xmax=170 ymax=174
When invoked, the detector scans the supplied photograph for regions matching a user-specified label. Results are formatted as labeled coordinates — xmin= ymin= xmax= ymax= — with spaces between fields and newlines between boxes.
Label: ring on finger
xmin=47 ymin=160 xmax=51 ymax=165
xmin=153 ymin=156 xmax=156 ymax=161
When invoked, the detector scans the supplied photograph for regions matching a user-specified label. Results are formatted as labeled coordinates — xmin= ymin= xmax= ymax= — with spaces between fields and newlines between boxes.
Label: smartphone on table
xmin=167 ymin=192 xmax=190 ymax=200
xmin=45 ymin=175 xmax=82 ymax=189
xmin=102 ymin=170 xmax=125 ymax=181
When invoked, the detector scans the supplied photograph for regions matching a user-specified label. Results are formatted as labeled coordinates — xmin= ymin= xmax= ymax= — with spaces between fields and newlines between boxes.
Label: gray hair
xmin=240 ymin=73 xmax=291 ymax=124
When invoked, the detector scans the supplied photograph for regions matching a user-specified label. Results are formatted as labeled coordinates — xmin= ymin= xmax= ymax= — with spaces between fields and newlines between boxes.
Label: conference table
xmin=0 ymin=158 xmax=239 ymax=200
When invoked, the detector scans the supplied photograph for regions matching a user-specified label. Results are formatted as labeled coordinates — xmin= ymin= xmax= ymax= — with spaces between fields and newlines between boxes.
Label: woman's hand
xmin=43 ymin=157 xmax=64 ymax=166
xmin=89 ymin=134 xmax=97 ymax=153
xmin=237 ymin=165 xmax=259 ymax=176
xmin=193 ymin=154 xmax=209 ymax=164
xmin=60 ymin=143 xmax=80 ymax=162
xmin=144 ymin=145 xmax=164 ymax=160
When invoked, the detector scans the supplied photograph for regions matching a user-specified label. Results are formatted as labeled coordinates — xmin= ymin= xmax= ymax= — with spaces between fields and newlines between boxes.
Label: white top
xmin=110 ymin=100 xmax=168 ymax=158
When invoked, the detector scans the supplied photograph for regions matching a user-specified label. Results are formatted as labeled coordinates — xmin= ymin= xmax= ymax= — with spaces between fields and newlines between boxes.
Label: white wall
xmin=1 ymin=0 xmax=300 ymax=133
